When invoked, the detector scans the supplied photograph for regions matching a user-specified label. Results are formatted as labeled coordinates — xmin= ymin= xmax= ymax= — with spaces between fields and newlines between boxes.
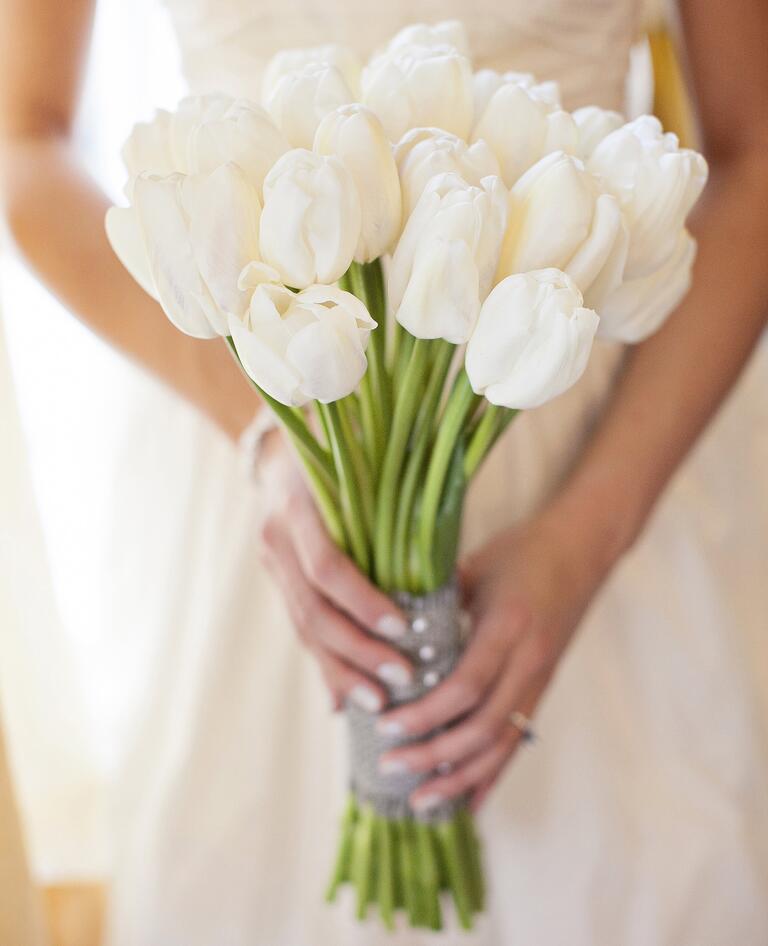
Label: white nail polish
xmin=349 ymin=685 xmax=382 ymax=714
xmin=379 ymin=757 xmax=410 ymax=775
xmin=412 ymin=793 xmax=443 ymax=813
xmin=377 ymin=663 xmax=412 ymax=687
xmin=376 ymin=718 xmax=405 ymax=737
xmin=376 ymin=614 xmax=407 ymax=639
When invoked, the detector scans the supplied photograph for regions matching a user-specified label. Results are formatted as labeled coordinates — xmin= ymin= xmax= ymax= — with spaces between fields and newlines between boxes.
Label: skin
xmin=2 ymin=0 xmax=768 ymax=816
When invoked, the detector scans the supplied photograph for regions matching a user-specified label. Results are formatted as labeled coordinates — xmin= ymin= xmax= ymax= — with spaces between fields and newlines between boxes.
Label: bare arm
xmin=376 ymin=0 xmax=768 ymax=810
xmin=0 ymin=0 xmax=255 ymax=439
xmin=549 ymin=0 xmax=768 ymax=564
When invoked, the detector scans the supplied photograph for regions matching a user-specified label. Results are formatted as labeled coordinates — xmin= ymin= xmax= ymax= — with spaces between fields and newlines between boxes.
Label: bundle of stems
xmin=227 ymin=258 xmax=517 ymax=929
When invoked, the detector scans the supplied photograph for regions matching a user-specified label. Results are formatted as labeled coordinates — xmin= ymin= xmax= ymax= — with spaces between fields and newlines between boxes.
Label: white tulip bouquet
xmin=107 ymin=19 xmax=707 ymax=932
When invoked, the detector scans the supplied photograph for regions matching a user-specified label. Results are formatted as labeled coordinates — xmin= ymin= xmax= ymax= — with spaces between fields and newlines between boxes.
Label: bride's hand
xmin=377 ymin=511 xmax=615 ymax=812
xmin=258 ymin=428 xmax=413 ymax=712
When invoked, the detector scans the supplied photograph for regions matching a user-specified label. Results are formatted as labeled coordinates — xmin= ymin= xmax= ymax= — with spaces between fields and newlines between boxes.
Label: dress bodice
xmin=162 ymin=0 xmax=641 ymax=112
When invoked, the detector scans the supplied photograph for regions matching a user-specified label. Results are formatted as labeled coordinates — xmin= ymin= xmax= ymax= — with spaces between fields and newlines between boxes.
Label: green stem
xmin=349 ymin=263 xmax=387 ymax=473
xmin=320 ymin=402 xmax=371 ymax=575
xmin=225 ymin=338 xmax=334 ymax=484
xmin=419 ymin=370 xmax=480 ymax=590
xmin=437 ymin=817 xmax=474 ymax=930
xmin=326 ymin=795 xmax=358 ymax=901
xmin=352 ymin=805 xmax=377 ymax=920
xmin=456 ymin=808 xmax=485 ymax=913
xmin=224 ymin=337 xmax=346 ymax=547
xmin=397 ymin=819 xmax=418 ymax=926
xmin=376 ymin=816 xmax=396 ymax=930
xmin=336 ymin=396 xmax=375 ymax=539
xmin=357 ymin=261 xmax=392 ymax=429
xmin=373 ymin=338 xmax=432 ymax=590
xmin=392 ymin=341 xmax=454 ymax=591
xmin=464 ymin=405 xmax=519 ymax=481
xmin=415 ymin=821 xmax=443 ymax=931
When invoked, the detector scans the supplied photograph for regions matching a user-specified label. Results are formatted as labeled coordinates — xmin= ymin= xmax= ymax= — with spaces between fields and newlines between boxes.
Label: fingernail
xmin=379 ymin=757 xmax=410 ymax=775
xmin=376 ymin=718 xmax=405 ymax=737
xmin=412 ymin=793 xmax=443 ymax=813
xmin=349 ymin=685 xmax=382 ymax=714
xmin=377 ymin=663 xmax=412 ymax=687
xmin=376 ymin=614 xmax=407 ymax=639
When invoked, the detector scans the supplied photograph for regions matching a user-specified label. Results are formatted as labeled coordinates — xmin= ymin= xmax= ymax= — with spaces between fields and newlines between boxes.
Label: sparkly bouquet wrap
xmin=106 ymin=18 xmax=707 ymax=931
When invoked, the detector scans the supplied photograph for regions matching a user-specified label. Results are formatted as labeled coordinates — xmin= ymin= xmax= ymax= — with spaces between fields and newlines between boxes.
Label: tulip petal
xmin=564 ymin=193 xmax=624 ymax=295
xmin=183 ymin=163 xmax=262 ymax=319
xmin=229 ymin=312 xmax=305 ymax=407
xmin=132 ymin=173 xmax=222 ymax=338
xmin=105 ymin=205 xmax=157 ymax=300
xmin=287 ymin=317 xmax=367 ymax=403
xmin=396 ymin=236 xmax=479 ymax=344
xmin=597 ymin=230 xmax=696 ymax=342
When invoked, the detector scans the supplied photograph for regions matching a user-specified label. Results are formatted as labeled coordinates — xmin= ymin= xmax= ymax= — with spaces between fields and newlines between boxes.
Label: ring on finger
xmin=508 ymin=710 xmax=537 ymax=744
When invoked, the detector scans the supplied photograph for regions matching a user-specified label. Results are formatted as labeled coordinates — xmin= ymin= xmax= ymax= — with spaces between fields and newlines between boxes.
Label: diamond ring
xmin=509 ymin=710 xmax=536 ymax=743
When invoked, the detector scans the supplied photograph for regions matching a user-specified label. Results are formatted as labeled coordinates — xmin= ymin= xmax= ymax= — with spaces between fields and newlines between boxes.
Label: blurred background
xmin=0 ymin=0 xmax=717 ymax=942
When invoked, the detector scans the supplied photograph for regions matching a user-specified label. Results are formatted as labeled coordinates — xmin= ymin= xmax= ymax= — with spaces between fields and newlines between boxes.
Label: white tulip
xmin=120 ymin=94 xmax=289 ymax=197
xmin=472 ymin=69 xmax=560 ymax=121
xmin=121 ymin=94 xmax=232 ymax=177
xmin=588 ymin=115 xmax=708 ymax=279
xmin=107 ymin=172 xmax=223 ymax=338
xmin=262 ymin=44 xmax=362 ymax=100
xmin=597 ymin=230 xmax=696 ymax=342
xmin=361 ymin=43 xmax=473 ymax=142
xmin=466 ymin=268 xmax=599 ymax=409
xmin=497 ymin=151 xmax=627 ymax=308
xmin=186 ymin=99 xmax=290 ymax=194
xmin=166 ymin=95 xmax=234 ymax=171
xmin=389 ymin=172 xmax=507 ymax=344
xmin=385 ymin=20 xmax=470 ymax=56
xmin=121 ymin=109 xmax=176 ymax=178
xmin=572 ymin=106 xmax=624 ymax=159
xmin=182 ymin=163 xmax=270 ymax=321
xmin=472 ymin=82 xmax=578 ymax=187
xmin=259 ymin=149 xmax=362 ymax=288
xmin=229 ymin=283 xmax=376 ymax=406
xmin=314 ymin=104 xmax=402 ymax=262
xmin=264 ymin=62 xmax=355 ymax=149
xmin=106 ymin=163 xmax=278 ymax=338
xmin=395 ymin=127 xmax=500 ymax=222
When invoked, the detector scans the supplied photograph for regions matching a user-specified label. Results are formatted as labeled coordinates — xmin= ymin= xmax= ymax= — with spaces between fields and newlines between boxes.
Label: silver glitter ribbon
xmin=345 ymin=581 xmax=469 ymax=821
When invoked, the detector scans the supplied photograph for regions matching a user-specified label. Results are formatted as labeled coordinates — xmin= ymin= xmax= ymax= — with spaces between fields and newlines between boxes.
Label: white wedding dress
xmin=106 ymin=2 xmax=768 ymax=944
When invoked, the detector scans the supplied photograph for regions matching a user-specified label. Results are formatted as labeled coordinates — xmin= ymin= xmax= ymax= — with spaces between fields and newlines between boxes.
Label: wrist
xmin=539 ymin=465 xmax=647 ymax=581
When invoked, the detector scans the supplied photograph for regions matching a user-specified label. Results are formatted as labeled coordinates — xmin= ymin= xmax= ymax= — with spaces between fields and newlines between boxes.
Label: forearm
xmin=1 ymin=136 xmax=256 ymax=439
xmin=548 ymin=147 xmax=768 ymax=569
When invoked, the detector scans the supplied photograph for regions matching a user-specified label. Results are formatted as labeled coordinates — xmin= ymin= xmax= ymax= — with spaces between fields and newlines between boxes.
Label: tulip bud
xmin=389 ymin=172 xmax=507 ymax=344
xmin=588 ymin=115 xmax=708 ymax=279
xmin=497 ymin=151 xmax=627 ymax=308
xmin=314 ymin=104 xmax=402 ymax=262
xmin=597 ymin=230 xmax=696 ymax=342
xmin=107 ymin=163 xmax=280 ymax=339
xmin=264 ymin=62 xmax=355 ymax=149
xmin=362 ymin=43 xmax=474 ymax=142
xmin=182 ymin=163 xmax=269 ymax=321
xmin=472 ymin=82 xmax=578 ymax=187
xmin=386 ymin=20 xmax=470 ymax=56
xmin=259 ymin=149 xmax=362 ymax=288
xmin=466 ymin=268 xmax=599 ymax=409
xmin=186 ymin=99 xmax=290 ymax=194
xmin=572 ymin=106 xmax=624 ymax=159
xmin=262 ymin=44 xmax=362 ymax=100
xmin=107 ymin=172 xmax=224 ymax=339
xmin=121 ymin=94 xmax=233 ymax=178
xmin=229 ymin=284 xmax=376 ymax=406
xmin=472 ymin=69 xmax=560 ymax=122
xmin=394 ymin=127 xmax=500 ymax=223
